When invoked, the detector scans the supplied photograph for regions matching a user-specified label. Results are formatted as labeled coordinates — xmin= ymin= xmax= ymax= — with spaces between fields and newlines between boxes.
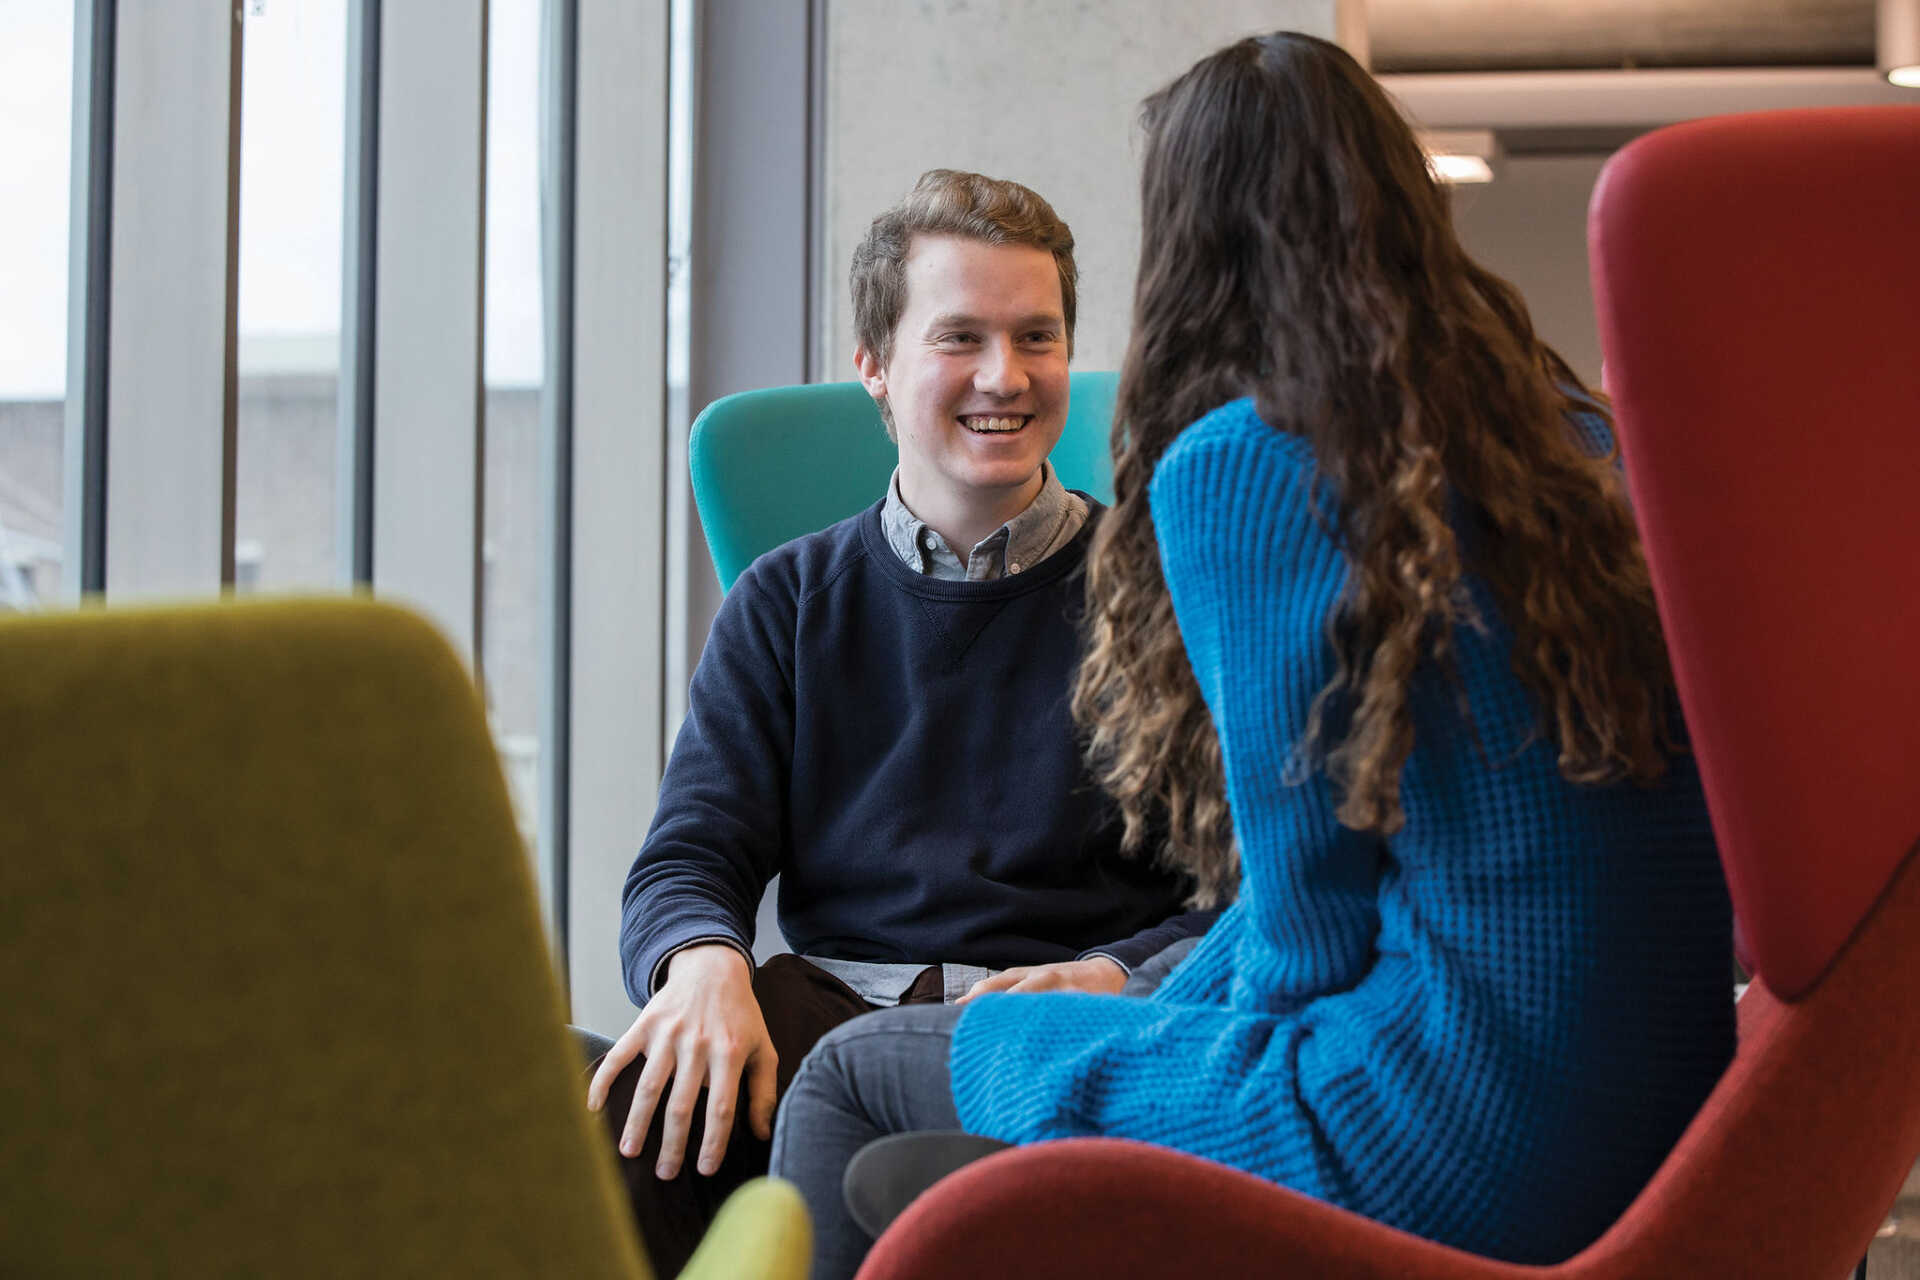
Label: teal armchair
xmin=689 ymin=372 xmax=1118 ymax=591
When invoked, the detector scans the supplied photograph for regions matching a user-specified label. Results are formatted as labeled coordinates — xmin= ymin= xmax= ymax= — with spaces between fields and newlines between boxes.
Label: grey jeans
xmin=765 ymin=938 xmax=1204 ymax=1278
xmin=768 ymin=1003 xmax=966 ymax=1280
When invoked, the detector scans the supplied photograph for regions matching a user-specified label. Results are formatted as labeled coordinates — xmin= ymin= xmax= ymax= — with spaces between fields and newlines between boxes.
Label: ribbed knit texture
xmin=950 ymin=400 xmax=1735 ymax=1264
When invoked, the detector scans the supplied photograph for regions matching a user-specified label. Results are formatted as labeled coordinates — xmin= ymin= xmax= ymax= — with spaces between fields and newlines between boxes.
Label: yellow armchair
xmin=0 ymin=598 xmax=806 ymax=1278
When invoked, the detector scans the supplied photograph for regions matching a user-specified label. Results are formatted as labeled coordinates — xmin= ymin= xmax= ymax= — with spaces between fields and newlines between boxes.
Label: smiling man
xmin=585 ymin=170 xmax=1213 ymax=1276
xmin=857 ymin=206 xmax=1073 ymax=577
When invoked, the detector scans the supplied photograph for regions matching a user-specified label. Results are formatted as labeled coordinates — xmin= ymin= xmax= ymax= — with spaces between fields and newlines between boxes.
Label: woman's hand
xmin=956 ymin=956 xmax=1127 ymax=1004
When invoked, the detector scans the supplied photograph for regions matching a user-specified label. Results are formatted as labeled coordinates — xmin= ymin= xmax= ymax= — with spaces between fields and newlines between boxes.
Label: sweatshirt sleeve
xmin=1077 ymin=908 xmax=1223 ymax=974
xmin=618 ymin=560 xmax=800 ymax=1004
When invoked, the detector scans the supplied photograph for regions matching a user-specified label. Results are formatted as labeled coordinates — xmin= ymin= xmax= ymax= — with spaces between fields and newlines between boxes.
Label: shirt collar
xmin=881 ymin=462 xmax=1079 ymax=581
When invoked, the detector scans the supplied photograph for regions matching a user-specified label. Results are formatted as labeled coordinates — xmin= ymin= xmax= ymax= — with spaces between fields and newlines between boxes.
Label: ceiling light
xmin=1430 ymin=154 xmax=1494 ymax=183
xmin=1421 ymin=129 xmax=1499 ymax=185
xmin=1881 ymin=0 xmax=1920 ymax=86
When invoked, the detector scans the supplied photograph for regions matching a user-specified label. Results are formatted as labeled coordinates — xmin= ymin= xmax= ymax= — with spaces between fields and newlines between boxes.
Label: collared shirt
xmin=805 ymin=956 xmax=1003 ymax=1008
xmin=880 ymin=461 xmax=1089 ymax=582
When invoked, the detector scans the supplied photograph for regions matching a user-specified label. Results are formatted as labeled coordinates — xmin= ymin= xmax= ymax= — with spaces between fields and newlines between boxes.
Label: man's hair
xmin=851 ymin=169 xmax=1079 ymax=374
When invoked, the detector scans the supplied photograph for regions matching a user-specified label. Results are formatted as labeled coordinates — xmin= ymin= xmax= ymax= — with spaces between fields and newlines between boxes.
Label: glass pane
xmin=234 ymin=0 xmax=346 ymax=594
xmin=483 ymin=0 xmax=548 ymax=867
xmin=0 ymin=2 xmax=75 ymax=610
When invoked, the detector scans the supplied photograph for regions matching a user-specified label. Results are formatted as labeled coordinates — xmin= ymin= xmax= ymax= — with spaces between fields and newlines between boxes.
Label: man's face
xmin=855 ymin=234 xmax=1069 ymax=525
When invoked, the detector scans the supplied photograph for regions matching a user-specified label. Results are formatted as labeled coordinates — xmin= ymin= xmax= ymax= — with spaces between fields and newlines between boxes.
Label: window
xmin=483 ymin=0 xmax=548 ymax=860
xmin=234 ymin=0 xmax=348 ymax=596
xmin=0 ymin=3 xmax=75 ymax=610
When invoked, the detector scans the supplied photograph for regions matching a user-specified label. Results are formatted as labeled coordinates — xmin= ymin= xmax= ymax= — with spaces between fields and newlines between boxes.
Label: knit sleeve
xmin=1147 ymin=404 xmax=1383 ymax=997
xmin=949 ymin=403 xmax=1386 ymax=1174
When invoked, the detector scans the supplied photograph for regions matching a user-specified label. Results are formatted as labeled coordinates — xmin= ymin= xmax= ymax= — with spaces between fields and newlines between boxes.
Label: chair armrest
xmin=857 ymin=1138 xmax=1532 ymax=1280
xmin=681 ymin=1178 xmax=813 ymax=1280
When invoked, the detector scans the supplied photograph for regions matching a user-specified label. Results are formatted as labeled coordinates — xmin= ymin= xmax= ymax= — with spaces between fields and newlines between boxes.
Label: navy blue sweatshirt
xmin=620 ymin=500 xmax=1208 ymax=1004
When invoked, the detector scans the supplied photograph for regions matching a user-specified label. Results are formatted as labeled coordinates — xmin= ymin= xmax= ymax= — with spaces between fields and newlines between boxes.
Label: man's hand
xmin=585 ymin=944 xmax=778 ymax=1179
xmin=956 ymin=956 xmax=1127 ymax=1005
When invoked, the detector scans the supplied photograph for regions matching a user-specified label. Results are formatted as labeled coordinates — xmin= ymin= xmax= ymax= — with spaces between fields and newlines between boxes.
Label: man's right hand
xmin=585 ymin=943 xmax=779 ymax=1180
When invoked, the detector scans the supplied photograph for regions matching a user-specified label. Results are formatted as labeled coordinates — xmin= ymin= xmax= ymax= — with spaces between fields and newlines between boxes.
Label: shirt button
xmin=1008 ymin=561 xmax=1022 ymax=574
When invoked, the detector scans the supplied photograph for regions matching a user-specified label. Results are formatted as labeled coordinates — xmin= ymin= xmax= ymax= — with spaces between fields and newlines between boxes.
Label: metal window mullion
xmin=805 ymin=0 xmax=827 ymax=382
xmin=673 ymin=0 xmax=817 ymax=969
xmin=537 ymin=0 xmax=579 ymax=977
xmin=62 ymin=0 xmax=116 ymax=600
xmin=337 ymin=0 xmax=380 ymax=587
xmin=369 ymin=0 xmax=487 ymax=662
xmin=562 ymin=0 xmax=671 ymax=1032
xmin=81 ymin=4 xmax=242 ymax=601
xmin=671 ymin=0 xmax=813 ymax=729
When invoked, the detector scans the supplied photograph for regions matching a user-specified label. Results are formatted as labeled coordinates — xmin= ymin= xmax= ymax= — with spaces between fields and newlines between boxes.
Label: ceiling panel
xmin=1370 ymin=0 xmax=1873 ymax=72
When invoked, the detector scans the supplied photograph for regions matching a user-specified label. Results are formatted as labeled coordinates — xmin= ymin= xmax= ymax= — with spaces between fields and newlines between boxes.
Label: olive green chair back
xmin=690 ymin=371 xmax=1118 ymax=591
xmin=0 ymin=599 xmax=807 ymax=1278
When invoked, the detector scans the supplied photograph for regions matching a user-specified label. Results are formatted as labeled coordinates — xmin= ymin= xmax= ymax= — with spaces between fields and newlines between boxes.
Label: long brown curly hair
xmin=1075 ymin=32 xmax=1675 ymax=907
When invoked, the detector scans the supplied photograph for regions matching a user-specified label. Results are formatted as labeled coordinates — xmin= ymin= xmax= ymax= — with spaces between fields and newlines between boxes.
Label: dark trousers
xmin=585 ymin=954 xmax=944 ymax=1278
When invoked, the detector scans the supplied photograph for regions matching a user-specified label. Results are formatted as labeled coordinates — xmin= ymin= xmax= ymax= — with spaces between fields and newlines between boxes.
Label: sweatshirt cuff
xmin=1073 ymin=948 xmax=1133 ymax=977
xmin=648 ymin=935 xmax=755 ymax=999
xmin=1081 ymin=907 xmax=1223 ymax=973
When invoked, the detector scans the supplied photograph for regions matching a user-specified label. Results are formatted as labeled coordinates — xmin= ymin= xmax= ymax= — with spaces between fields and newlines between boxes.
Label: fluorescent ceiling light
xmin=1421 ymin=129 xmax=1500 ymax=185
xmin=1882 ymin=0 xmax=1920 ymax=85
xmin=1430 ymin=153 xmax=1495 ymax=184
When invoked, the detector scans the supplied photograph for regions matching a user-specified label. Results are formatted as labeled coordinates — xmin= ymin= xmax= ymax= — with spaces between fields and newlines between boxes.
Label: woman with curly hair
xmin=770 ymin=31 xmax=1733 ymax=1275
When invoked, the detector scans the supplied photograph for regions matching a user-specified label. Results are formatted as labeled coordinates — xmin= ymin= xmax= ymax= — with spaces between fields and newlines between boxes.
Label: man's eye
xmin=939 ymin=333 xmax=978 ymax=345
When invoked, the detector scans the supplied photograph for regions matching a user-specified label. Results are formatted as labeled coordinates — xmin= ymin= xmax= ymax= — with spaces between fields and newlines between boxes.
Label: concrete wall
xmin=819 ymin=0 xmax=1343 ymax=379
xmin=1450 ymin=152 xmax=1613 ymax=389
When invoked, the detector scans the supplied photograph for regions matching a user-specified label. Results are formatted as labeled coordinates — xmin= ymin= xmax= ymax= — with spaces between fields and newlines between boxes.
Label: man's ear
xmin=854 ymin=345 xmax=888 ymax=401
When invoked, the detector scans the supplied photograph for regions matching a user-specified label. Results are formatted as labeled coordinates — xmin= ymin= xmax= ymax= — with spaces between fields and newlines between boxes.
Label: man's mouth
xmin=961 ymin=415 xmax=1028 ymax=434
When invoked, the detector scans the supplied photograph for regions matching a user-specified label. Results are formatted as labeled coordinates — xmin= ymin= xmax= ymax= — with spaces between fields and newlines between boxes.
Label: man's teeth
xmin=964 ymin=416 xmax=1025 ymax=433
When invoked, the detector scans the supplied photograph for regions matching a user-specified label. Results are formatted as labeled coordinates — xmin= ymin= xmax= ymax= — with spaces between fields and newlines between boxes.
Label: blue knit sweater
xmin=949 ymin=400 xmax=1734 ymax=1264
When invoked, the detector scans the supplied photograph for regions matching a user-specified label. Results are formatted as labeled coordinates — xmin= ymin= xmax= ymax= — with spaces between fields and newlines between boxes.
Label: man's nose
xmin=974 ymin=337 xmax=1029 ymax=397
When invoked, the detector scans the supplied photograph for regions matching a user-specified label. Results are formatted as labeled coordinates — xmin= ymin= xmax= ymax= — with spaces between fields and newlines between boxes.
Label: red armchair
xmin=858 ymin=105 xmax=1920 ymax=1280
